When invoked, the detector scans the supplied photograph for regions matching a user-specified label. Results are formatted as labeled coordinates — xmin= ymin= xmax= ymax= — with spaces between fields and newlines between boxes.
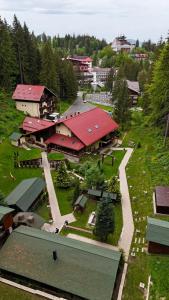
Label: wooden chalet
xmin=12 ymin=84 xmax=57 ymax=118
xmin=146 ymin=217 xmax=169 ymax=254
xmin=126 ymin=80 xmax=140 ymax=105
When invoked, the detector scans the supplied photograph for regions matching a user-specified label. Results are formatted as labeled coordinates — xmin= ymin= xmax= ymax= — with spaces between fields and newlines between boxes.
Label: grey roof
xmin=0 ymin=206 xmax=14 ymax=222
xmin=9 ymin=132 xmax=22 ymax=141
xmin=13 ymin=212 xmax=45 ymax=229
xmin=5 ymin=178 xmax=46 ymax=212
xmin=102 ymin=192 xmax=117 ymax=201
xmin=74 ymin=194 xmax=87 ymax=208
xmin=126 ymin=80 xmax=140 ymax=94
xmin=0 ymin=226 xmax=121 ymax=300
xmin=88 ymin=189 xmax=102 ymax=197
xmin=88 ymin=189 xmax=117 ymax=200
xmin=146 ymin=217 xmax=169 ymax=247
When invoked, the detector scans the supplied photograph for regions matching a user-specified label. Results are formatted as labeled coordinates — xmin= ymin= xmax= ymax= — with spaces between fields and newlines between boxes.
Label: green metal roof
xmin=74 ymin=194 xmax=88 ymax=208
xmin=102 ymin=192 xmax=117 ymax=201
xmin=9 ymin=132 xmax=22 ymax=141
xmin=0 ymin=206 xmax=14 ymax=222
xmin=88 ymin=189 xmax=102 ymax=197
xmin=5 ymin=178 xmax=45 ymax=212
xmin=146 ymin=217 xmax=169 ymax=247
xmin=0 ymin=226 xmax=121 ymax=300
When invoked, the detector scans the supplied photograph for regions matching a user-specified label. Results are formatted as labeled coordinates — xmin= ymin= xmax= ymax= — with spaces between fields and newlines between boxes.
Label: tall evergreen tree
xmin=113 ymin=79 xmax=131 ymax=129
xmin=149 ymin=42 xmax=169 ymax=128
xmin=59 ymin=60 xmax=78 ymax=101
xmin=93 ymin=197 xmax=115 ymax=242
xmin=40 ymin=40 xmax=58 ymax=93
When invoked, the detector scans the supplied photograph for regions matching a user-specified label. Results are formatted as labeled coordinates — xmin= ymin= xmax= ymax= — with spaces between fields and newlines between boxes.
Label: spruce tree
xmin=113 ymin=79 xmax=131 ymax=129
xmin=40 ymin=40 xmax=58 ymax=93
xmin=55 ymin=161 xmax=71 ymax=188
xmin=93 ymin=197 xmax=115 ymax=242
xmin=107 ymin=176 xmax=121 ymax=202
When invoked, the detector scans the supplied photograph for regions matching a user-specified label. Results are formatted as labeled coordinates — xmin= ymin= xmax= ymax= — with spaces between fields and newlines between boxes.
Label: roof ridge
xmin=15 ymin=227 xmax=120 ymax=260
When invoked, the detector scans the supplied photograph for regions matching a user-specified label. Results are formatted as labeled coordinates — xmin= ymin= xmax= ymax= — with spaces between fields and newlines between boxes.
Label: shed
xmin=5 ymin=178 xmax=46 ymax=212
xmin=0 ymin=206 xmax=14 ymax=230
xmin=88 ymin=189 xmax=117 ymax=202
xmin=146 ymin=217 xmax=169 ymax=254
xmin=155 ymin=186 xmax=169 ymax=214
xmin=0 ymin=226 xmax=121 ymax=300
xmin=88 ymin=189 xmax=102 ymax=198
xmin=9 ymin=132 xmax=24 ymax=147
xmin=74 ymin=194 xmax=88 ymax=212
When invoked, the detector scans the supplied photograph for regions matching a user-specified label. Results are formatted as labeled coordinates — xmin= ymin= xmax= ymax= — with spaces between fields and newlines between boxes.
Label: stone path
xmin=41 ymin=152 xmax=76 ymax=231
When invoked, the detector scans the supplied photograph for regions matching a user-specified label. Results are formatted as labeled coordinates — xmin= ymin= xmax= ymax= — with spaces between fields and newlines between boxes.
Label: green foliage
xmin=55 ymin=161 xmax=72 ymax=188
xmin=107 ymin=176 xmax=121 ymax=201
xmin=148 ymin=42 xmax=169 ymax=128
xmin=93 ymin=197 xmax=115 ymax=242
xmin=0 ymin=190 xmax=6 ymax=206
xmin=113 ymin=79 xmax=131 ymax=129
xmin=72 ymin=178 xmax=80 ymax=205
xmin=85 ymin=165 xmax=105 ymax=189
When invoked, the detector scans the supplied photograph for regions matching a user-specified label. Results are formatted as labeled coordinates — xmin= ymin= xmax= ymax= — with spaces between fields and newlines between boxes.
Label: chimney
xmin=53 ymin=250 xmax=57 ymax=261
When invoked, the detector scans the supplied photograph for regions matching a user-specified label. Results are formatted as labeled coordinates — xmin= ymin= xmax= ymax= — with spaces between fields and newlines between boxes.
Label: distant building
xmin=12 ymin=84 xmax=57 ymax=118
xmin=126 ymin=80 xmax=140 ymax=104
xmin=67 ymin=56 xmax=93 ymax=84
xmin=146 ymin=217 xmax=169 ymax=254
xmin=112 ymin=36 xmax=135 ymax=53
xmin=0 ymin=225 xmax=122 ymax=300
xmin=91 ymin=67 xmax=111 ymax=83
xmin=130 ymin=53 xmax=149 ymax=61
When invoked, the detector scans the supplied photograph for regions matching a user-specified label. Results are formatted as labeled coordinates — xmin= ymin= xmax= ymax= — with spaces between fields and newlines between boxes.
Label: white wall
xmin=55 ymin=124 xmax=72 ymax=137
xmin=15 ymin=101 xmax=40 ymax=117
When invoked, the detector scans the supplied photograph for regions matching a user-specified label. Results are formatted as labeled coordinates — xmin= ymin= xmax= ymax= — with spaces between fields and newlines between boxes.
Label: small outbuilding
xmin=88 ymin=189 xmax=117 ymax=202
xmin=5 ymin=178 xmax=46 ymax=212
xmin=154 ymin=186 xmax=169 ymax=215
xmin=0 ymin=206 xmax=14 ymax=230
xmin=74 ymin=194 xmax=88 ymax=212
xmin=9 ymin=132 xmax=24 ymax=147
xmin=146 ymin=217 xmax=169 ymax=254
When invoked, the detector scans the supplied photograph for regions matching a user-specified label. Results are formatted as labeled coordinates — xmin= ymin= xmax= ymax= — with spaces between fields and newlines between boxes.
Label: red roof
xmin=22 ymin=117 xmax=54 ymax=133
xmin=12 ymin=84 xmax=48 ymax=102
xmin=63 ymin=108 xmax=118 ymax=146
xmin=45 ymin=133 xmax=85 ymax=151
xmin=68 ymin=56 xmax=92 ymax=63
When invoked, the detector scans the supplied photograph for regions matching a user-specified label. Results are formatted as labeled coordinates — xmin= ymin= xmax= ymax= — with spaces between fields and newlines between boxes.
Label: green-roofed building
xmin=0 ymin=226 xmax=121 ymax=300
xmin=5 ymin=178 xmax=46 ymax=212
xmin=0 ymin=206 xmax=14 ymax=230
xmin=74 ymin=194 xmax=88 ymax=212
xmin=88 ymin=189 xmax=117 ymax=202
xmin=9 ymin=132 xmax=24 ymax=147
xmin=146 ymin=217 xmax=169 ymax=254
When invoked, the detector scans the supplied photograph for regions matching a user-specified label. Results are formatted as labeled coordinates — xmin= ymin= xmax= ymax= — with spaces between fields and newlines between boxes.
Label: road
xmin=63 ymin=94 xmax=95 ymax=116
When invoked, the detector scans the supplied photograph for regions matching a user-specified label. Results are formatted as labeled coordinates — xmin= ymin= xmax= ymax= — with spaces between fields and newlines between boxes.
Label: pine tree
xmin=55 ymin=161 xmax=71 ymax=188
xmin=93 ymin=197 xmax=115 ymax=242
xmin=105 ymin=68 xmax=115 ymax=93
xmin=40 ymin=40 xmax=58 ymax=93
xmin=149 ymin=42 xmax=169 ymax=128
xmin=113 ymin=79 xmax=131 ymax=129
xmin=59 ymin=60 xmax=78 ymax=101
xmin=0 ymin=18 xmax=17 ymax=90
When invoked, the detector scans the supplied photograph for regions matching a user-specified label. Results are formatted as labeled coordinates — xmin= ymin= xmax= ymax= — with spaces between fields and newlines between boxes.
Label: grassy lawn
xmin=59 ymin=100 xmax=71 ymax=114
xmin=122 ymin=112 xmax=169 ymax=300
xmin=35 ymin=200 xmax=51 ymax=221
xmin=72 ymin=199 xmax=97 ymax=228
xmin=47 ymin=152 xmax=65 ymax=160
xmin=89 ymin=102 xmax=113 ymax=111
xmin=0 ymin=140 xmax=42 ymax=196
xmin=103 ymin=151 xmax=125 ymax=179
xmin=0 ymin=92 xmax=24 ymax=139
xmin=0 ymin=283 xmax=43 ymax=300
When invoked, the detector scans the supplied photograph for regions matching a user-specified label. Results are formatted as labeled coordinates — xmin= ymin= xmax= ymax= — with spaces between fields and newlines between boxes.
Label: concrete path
xmin=41 ymin=152 xmax=76 ymax=231
xmin=116 ymin=148 xmax=134 ymax=259
xmin=68 ymin=234 xmax=119 ymax=251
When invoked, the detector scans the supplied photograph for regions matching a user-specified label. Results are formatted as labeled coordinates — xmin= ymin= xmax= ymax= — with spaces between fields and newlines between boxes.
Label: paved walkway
xmin=68 ymin=234 xmax=119 ymax=251
xmin=41 ymin=152 xmax=76 ymax=231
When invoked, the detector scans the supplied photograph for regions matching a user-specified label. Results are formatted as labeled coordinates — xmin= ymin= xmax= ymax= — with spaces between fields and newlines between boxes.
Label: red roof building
xmin=63 ymin=107 xmax=118 ymax=146
xmin=45 ymin=133 xmax=85 ymax=151
xmin=12 ymin=84 xmax=57 ymax=118
xmin=22 ymin=117 xmax=55 ymax=133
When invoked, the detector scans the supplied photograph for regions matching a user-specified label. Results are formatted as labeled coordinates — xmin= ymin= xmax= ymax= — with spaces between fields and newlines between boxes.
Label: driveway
xmin=63 ymin=96 xmax=95 ymax=116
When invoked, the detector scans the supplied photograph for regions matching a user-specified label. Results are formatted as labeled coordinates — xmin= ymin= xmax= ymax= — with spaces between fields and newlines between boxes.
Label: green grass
xmin=103 ymin=151 xmax=125 ymax=179
xmin=47 ymin=152 xmax=65 ymax=160
xmin=0 ymin=283 xmax=43 ymax=300
xmin=0 ymin=92 xmax=24 ymax=139
xmin=72 ymin=199 xmax=97 ymax=228
xmin=122 ymin=112 xmax=169 ymax=300
xmin=59 ymin=100 xmax=71 ymax=114
xmin=89 ymin=102 xmax=113 ymax=111
xmin=35 ymin=200 xmax=51 ymax=221
xmin=0 ymin=140 xmax=42 ymax=196
xmin=18 ymin=148 xmax=41 ymax=160
xmin=55 ymin=187 xmax=74 ymax=215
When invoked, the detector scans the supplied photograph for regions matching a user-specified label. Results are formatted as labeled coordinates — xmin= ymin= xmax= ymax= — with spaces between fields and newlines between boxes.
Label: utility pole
xmin=164 ymin=113 xmax=169 ymax=146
